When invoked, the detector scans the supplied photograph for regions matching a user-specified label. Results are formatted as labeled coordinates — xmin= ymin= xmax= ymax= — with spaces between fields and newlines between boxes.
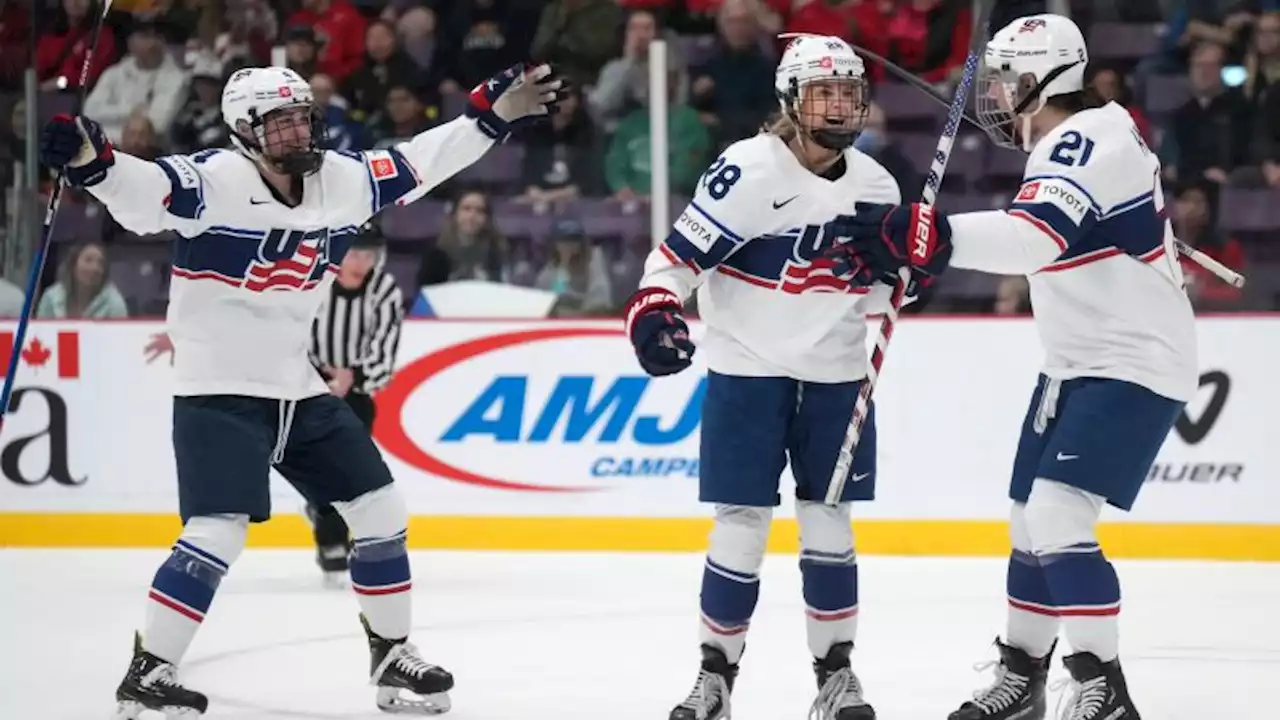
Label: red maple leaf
xmin=21 ymin=338 xmax=51 ymax=369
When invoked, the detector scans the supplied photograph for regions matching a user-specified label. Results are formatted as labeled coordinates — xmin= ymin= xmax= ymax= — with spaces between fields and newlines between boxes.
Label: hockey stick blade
xmin=824 ymin=1 xmax=995 ymax=505
xmin=0 ymin=0 xmax=115 ymax=434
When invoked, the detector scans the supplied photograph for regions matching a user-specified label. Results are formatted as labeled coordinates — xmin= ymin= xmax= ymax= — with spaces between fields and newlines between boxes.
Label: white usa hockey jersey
xmin=948 ymin=101 xmax=1198 ymax=401
xmin=635 ymin=133 xmax=903 ymax=383
xmin=87 ymin=116 xmax=495 ymax=399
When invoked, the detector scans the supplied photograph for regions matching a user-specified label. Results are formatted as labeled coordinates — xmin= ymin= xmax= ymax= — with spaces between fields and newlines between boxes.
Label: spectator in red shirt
xmin=1172 ymin=180 xmax=1246 ymax=309
xmin=864 ymin=0 xmax=970 ymax=85
xmin=784 ymin=0 xmax=861 ymax=46
xmin=36 ymin=0 xmax=119 ymax=92
xmin=286 ymin=0 xmax=368 ymax=84
xmin=1087 ymin=63 xmax=1153 ymax=145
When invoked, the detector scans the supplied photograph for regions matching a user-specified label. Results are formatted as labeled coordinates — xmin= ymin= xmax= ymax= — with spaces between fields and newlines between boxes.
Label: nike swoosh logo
xmin=852 ymin=472 xmax=871 ymax=482
xmin=1056 ymin=452 xmax=1079 ymax=461
xmin=249 ymin=198 xmax=271 ymax=205
xmin=772 ymin=195 xmax=799 ymax=209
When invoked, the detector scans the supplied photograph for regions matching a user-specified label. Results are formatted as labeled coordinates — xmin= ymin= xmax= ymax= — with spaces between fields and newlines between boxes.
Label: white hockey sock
xmin=1005 ymin=549 xmax=1060 ymax=659
xmin=349 ymin=531 xmax=413 ymax=639
xmin=699 ymin=505 xmax=771 ymax=663
xmin=144 ymin=516 xmax=247 ymax=663
xmin=337 ymin=486 xmax=413 ymax=640
xmin=797 ymin=501 xmax=858 ymax=659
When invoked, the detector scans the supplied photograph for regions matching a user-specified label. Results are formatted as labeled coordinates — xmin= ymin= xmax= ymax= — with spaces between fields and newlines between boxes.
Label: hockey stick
xmin=824 ymin=1 xmax=993 ymax=505
xmin=853 ymin=44 xmax=1247 ymax=289
xmin=0 ymin=0 xmax=114 ymax=433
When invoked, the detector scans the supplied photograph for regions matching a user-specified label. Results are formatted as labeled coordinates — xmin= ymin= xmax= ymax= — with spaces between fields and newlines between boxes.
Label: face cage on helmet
xmin=784 ymin=76 xmax=869 ymax=151
xmin=974 ymin=62 xmax=1041 ymax=150
xmin=238 ymin=102 xmax=327 ymax=177
xmin=976 ymin=57 xmax=1085 ymax=152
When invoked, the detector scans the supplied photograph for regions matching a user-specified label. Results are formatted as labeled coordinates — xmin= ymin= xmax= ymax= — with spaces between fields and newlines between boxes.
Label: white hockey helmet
xmin=774 ymin=33 xmax=869 ymax=150
xmin=221 ymin=66 xmax=325 ymax=176
xmin=976 ymin=14 xmax=1089 ymax=152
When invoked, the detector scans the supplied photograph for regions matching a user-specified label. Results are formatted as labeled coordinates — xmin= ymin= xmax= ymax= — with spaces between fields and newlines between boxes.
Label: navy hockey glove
xmin=39 ymin=114 xmax=114 ymax=188
xmin=624 ymin=288 xmax=695 ymax=377
xmin=465 ymin=63 xmax=566 ymax=142
xmin=826 ymin=202 xmax=953 ymax=283
xmin=824 ymin=214 xmax=883 ymax=288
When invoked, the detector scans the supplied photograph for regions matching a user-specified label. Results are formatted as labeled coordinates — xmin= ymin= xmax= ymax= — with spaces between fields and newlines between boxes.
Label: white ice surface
xmin=2 ymin=550 xmax=1277 ymax=719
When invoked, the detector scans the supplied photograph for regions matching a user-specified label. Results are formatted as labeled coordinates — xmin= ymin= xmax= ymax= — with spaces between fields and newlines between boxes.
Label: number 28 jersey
xmin=635 ymin=132 xmax=903 ymax=383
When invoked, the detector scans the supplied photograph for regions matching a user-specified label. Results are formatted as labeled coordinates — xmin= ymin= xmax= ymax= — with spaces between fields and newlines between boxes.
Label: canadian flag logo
xmin=0 ymin=331 xmax=80 ymax=379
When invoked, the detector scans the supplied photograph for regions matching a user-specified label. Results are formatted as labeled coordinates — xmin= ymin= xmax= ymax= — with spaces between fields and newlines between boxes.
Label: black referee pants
xmin=308 ymin=392 xmax=377 ymax=548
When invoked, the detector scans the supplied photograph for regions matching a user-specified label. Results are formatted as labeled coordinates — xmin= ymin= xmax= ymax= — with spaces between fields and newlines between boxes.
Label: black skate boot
xmin=810 ymin=641 xmax=875 ymax=720
xmin=670 ymin=644 xmax=738 ymax=720
xmin=306 ymin=503 xmax=351 ymax=581
xmin=1054 ymin=652 xmax=1140 ymax=720
xmin=948 ymin=638 xmax=1052 ymax=720
xmin=361 ymin=614 xmax=454 ymax=714
xmin=113 ymin=633 xmax=208 ymax=719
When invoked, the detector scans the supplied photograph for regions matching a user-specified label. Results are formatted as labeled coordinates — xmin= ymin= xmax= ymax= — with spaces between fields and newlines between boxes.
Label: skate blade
xmin=375 ymin=687 xmax=451 ymax=715
xmin=112 ymin=699 xmax=204 ymax=719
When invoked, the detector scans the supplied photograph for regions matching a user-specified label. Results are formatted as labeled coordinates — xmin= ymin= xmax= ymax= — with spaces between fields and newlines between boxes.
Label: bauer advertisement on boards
xmin=0 ymin=318 xmax=1274 ymax=525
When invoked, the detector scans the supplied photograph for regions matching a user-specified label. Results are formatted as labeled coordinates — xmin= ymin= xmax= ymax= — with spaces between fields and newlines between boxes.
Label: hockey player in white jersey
xmin=38 ymin=63 xmax=562 ymax=718
xmin=624 ymin=35 xmax=949 ymax=720
xmin=828 ymin=15 xmax=1196 ymax=720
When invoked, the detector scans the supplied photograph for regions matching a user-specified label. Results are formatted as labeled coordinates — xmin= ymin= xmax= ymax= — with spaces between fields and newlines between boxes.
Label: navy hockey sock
xmin=1039 ymin=542 xmax=1120 ymax=661
xmin=800 ymin=547 xmax=859 ymax=658
xmin=144 ymin=539 xmax=228 ymax=663
xmin=699 ymin=557 xmax=759 ymax=663
xmin=1005 ymin=549 xmax=1060 ymax=658
xmin=350 ymin=530 xmax=413 ymax=640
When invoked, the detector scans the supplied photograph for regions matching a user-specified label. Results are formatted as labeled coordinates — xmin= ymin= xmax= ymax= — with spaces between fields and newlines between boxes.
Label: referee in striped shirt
xmin=306 ymin=224 xmax=405 ymax=577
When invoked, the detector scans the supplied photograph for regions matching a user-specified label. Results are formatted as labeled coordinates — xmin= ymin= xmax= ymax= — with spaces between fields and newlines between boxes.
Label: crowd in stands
xmin=1 ymin=0 xmax=1277 ymax=320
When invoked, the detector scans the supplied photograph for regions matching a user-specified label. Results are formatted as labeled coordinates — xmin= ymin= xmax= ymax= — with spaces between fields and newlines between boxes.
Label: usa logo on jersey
xmin=172 ymin=226 xmax=336 ymax=292
xmin=719 ymin=224 xmax=870 ymax=295
xmin=245 ymin=229 xmax=329 ymax=291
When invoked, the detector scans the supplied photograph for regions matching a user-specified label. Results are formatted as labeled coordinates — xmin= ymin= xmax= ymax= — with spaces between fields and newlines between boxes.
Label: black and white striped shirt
xmin=310 ymin=267 xmax=404 ymax=394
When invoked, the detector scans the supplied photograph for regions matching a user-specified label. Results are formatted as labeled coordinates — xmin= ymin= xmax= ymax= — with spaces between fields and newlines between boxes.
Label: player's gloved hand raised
xmin=825 ymin=202 xmax=953 ymax=284
xmin=465 ymin=63 xmax=566 ymax=142
xmin=39 ymin=114 xmax=114 ymax=188
xmin=624 ymin=288 xmax=695 ymax=377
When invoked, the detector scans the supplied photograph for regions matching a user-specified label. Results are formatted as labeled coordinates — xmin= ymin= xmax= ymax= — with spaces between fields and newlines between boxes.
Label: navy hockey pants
xmin=171 ymin=393 xmax=394 ymax=523
xmin=698 ymin=371 xmax=877 ymax=507
xmin=1009 ymin=374 xmax=1184 ymax=511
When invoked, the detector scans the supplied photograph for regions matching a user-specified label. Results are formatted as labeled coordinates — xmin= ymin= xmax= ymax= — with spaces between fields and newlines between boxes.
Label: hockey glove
xmin=39 ymin=114 xmax=114 ymax=188
xmin=827 ymin=202 xmax=953 ymax=282
xmin=824 ymin=214 xmax=883 ymax=288
xmin=465 ymin=63 xmax=566 ymax=142
xmin=624 ymin=288 xmax=695 ymax=377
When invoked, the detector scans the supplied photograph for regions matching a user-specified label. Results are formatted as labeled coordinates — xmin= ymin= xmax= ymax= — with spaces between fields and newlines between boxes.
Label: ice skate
xmin=949 ymin=638 xmax=1051 ymax=720
xmin=362 ymin=614 xmax=454 ymax=714
xmin=112 ymin=634 xmax=208 ymax=719
xmin=670 ymin=644 xmax=738 ymax=720
xmin=809 ymin=641 xmax=874 ymax=720
xmin=1052 ymin=652 xmax=1139 ymax=720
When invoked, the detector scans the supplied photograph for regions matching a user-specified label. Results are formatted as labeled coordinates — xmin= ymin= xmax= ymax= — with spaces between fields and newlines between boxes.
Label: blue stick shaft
xmin=0 ymin=0 xmax=112 ymax=431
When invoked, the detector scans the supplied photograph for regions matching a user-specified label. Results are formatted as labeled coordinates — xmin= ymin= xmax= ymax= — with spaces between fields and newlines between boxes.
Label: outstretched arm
xmin=348 ymin=63 xmax=566 ymax=218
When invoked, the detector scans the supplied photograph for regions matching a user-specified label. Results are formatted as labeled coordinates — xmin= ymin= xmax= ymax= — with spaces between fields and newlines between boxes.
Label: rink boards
xmin=1 ymin=317 xmax=1276 ymax=560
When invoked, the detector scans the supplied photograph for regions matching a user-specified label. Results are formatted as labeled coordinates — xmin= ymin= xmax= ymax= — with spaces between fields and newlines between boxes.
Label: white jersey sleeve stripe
xmin=1100 ymin=190 xmax=1155 ymax=219
xmin=687 ymin=200 xmax=746 ymax=244
xmin=1007 ymin=209 xmax=1069 ymax=252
